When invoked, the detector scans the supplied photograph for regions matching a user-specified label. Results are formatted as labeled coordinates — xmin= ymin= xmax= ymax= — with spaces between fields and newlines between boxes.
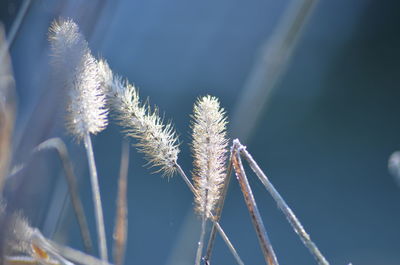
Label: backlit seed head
xmin=49 ymin=18 xmax=108 ymax=140
xmin=191 ymin=95 xmax=228 ymax=218
xmin=99 ymin=59 xmax=179 ymax=176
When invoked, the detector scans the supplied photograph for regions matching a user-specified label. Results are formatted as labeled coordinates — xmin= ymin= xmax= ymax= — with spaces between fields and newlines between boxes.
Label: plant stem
xmin=113 ymin=140 xmax=129 ymax=265
xmin=31 ymin=231 xmax=75 ymax=265
xmin=175 ymin=163 xmax=196 ymax=193
xmin=212 ymin=221 xmax=243 ymax=265
xmin=195 ymin=216 xmax=206 ymax=265
xmin=235 ymin=139 xmax=329 ymax=265
xmin=35 ymin=138 xmax=93 ymax=254
xmin=231 ymin=146 xmax=279 ymax=265
xmin=84 ymin=133 xmax=108 ymax=262
xmin=204 ymin=153 xmax=233 ymax=264
xmin=174 ymin=163 xmax=244 ymax=265
xmin=35 ymin=232 xmax=112 ymax=265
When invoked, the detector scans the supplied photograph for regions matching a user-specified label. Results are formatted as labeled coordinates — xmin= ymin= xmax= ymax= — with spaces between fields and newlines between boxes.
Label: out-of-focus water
xmin=2 ymin=0 xmax=400 ymax=264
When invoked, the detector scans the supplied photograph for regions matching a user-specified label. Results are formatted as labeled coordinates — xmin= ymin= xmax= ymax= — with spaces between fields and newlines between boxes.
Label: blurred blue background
xmin=2 ymin=0 xmax=400 ymax=264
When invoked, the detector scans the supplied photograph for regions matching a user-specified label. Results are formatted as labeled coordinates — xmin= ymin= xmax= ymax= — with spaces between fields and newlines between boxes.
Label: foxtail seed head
xmin=49 ymin=18 xmax=108 ymax=140
xmin=99 ymin=59 xmax=179 ymax=176
xmin=191 ymin=95 xmax=228 ymax=218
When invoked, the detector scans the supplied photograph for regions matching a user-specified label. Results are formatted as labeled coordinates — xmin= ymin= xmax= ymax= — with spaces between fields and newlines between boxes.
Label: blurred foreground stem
xmin=84 ymin=134 xmax=108 ymax=262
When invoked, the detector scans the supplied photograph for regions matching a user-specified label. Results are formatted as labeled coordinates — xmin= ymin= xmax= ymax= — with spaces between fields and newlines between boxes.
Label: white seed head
xmin=49 ymin=18 xmax=108 ymax=140
xmin=0 ymin=202 xmax=71 ymax=264
xmin=6 ymin=213 xmax=35 ymax=255
xmin=100 ymin=60 xmax=179 ymax=176
xmin=191 ymin=95 xmax=228 ymax=218
xmin=0 ymin=202 xmax=34 ymax=257
xmin=98 ymin=58 xmax=114 ymax=90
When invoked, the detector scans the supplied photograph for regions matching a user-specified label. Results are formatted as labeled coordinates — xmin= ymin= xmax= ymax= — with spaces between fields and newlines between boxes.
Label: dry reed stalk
xmin=101 ymin=62 xmax=243 ymax=264
xmin=49 ymin=18 xmax=108 ymax=262
xmin=113 ymin=140 xmax=129 ymax=265
xmin=191 ymin=95 xmax=228 ymax=265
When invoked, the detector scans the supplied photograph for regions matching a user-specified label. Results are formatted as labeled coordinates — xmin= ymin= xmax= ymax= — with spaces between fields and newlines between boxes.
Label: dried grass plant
xmin=49 ymin=18 xmax=109 ymax=262
xmin=0 ymin=17 xmax=334 ymax=265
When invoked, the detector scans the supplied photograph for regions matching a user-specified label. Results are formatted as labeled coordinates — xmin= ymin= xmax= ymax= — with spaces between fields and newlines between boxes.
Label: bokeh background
xmin=1 ymin=0 xmax=400 ymax=264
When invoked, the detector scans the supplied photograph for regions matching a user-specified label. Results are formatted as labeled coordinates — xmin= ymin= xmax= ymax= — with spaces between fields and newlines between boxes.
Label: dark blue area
xmin=3 ymin=0 xmax=400 ymax=264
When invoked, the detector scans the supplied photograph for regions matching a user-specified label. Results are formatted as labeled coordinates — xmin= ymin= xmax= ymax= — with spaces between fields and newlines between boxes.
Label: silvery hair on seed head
xmin=49 ymin=18 xmax=108 ymax=140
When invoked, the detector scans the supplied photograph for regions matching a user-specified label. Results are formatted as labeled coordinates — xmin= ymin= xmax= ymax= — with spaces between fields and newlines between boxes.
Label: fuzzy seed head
xmin=6 ymin=213 xmax=35 ymax=255
xmin=192 ymin=95 xmax=228 ymax=218
xmin=49 ymin=18 xmax=108 ymax=140
xmin=100 ymin=60 xmax=179 ymax=176
xmin=0 ymin=202 xmax=34 ymax=257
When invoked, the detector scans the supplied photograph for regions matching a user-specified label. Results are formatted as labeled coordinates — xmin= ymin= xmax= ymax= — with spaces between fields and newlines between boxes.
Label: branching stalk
xmin=231 ymin=146 xmax=279 ymax=265
xmin=234 ymin=139 xmax=329 ymax=265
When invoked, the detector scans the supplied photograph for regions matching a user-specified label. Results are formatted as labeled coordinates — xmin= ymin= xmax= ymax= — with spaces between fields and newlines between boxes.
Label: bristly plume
xmin=49 ymin=18 xmax=108 ymax=140
xmin=99 ymin=59 xmax=179 ymax=176
xmin=191 ymin=95 xmax=228 ymax=218
xmin=0 ymin=201 xmax=46 ymax=261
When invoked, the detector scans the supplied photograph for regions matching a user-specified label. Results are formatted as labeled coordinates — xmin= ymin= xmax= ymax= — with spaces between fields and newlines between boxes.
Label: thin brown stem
xmin=174 ymin=163 xmax=244 ymax=265
xmin=231 ymin=144 xmax=279 ymax=265
xmin=113 ymin=140 xmax=129 ymax=265
xmin=234 ymin=139 xmax=329 ymax=265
